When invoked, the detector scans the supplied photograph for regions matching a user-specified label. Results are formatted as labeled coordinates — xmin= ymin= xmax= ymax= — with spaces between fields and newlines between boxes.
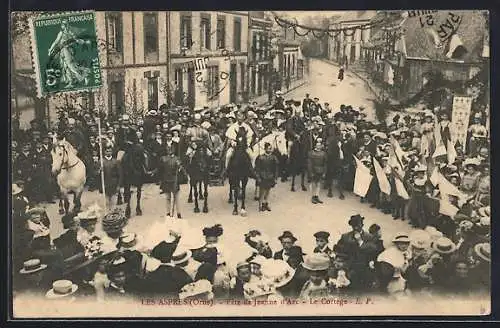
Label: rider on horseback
xmin=185 ymin=113 xmax=213 ymax=161
xmin=224 ymin=109 xmax=255 ymax=174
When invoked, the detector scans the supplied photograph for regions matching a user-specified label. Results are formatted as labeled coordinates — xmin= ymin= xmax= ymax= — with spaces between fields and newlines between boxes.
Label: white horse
xmin=51 ymin=139 xmax=87 ymax=214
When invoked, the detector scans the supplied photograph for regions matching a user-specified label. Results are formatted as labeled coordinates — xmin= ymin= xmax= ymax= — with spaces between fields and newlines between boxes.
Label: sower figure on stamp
xmin=47 ymin=18 xmax=91 ymax=89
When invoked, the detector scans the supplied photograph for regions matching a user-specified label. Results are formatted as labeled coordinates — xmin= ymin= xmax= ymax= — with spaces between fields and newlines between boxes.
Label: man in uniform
xmin=285 ymin=104 xmax=307 ymax=159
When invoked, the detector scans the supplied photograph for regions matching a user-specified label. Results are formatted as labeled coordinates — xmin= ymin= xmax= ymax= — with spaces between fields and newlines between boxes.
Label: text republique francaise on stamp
xmin=29 ymin=11 xmax=102 ymax=97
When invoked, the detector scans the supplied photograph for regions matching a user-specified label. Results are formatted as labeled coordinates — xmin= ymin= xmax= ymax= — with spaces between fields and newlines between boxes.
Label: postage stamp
xmin=29 ymin=11 xmax=102 ymax=97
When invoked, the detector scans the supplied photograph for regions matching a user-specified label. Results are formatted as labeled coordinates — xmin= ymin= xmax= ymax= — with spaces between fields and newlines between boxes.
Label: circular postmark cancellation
xmin=29 ymin=11 xmax=102 ymax=97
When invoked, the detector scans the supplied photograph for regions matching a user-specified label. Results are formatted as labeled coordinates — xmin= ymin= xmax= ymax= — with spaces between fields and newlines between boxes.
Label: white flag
xmin=447 ymin=139 xmax=457 ymax=164
xmin=353 ymin=155 xmax=373 ymax=197
xmin=394 ymin=176 xmax=410 ymax=200
xmin=439 ymin=198 xmax=459 ymax=216
xmin=373 ymin=157 xmax=391 ymax=195
xmin=430 ymin=166 xmax=440 ymax=186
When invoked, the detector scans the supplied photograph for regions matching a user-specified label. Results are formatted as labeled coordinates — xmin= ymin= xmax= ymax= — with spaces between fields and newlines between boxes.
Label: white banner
xmin=451 ymin=96 xmax=473 ymax=151
xmin=353 ymin=156 xmax=373 ymax=197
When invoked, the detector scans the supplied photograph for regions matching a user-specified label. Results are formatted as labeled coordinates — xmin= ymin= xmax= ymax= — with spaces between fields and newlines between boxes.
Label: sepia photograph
xmin=9 ymin=10 xmax=491 ymax=318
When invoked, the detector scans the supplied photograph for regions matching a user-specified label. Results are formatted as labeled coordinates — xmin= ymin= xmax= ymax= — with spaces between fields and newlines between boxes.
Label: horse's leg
xmin=124 ymin=183 xmax=131 ymax=218
xmin=193 ymin=181 xmax=200 ymax=213
xmin=301 ymin=171 xmax=307 ymax=191
xmin=73 ymin=188 xmax=83 ymax=213
xmin=254 ymin=180 xmax=259 ymax=201
xmin=58 ymin=190 xmax=65 ymax=215
xmin=198 ymin=181 xmax=204 ymax=200
xmin=241 ymin=178 xmax=248 ymax=212
xmin=136 ymin=185 xmax=142 ymax=216
xmin=202 ymin=179 xmax=209 ymax=213
xmin=188 ymin=183 xmax=193 ymax=203
xmin=291 ymin=175 xmax=296 ymax=192
xmin=232 ymin=182 xmax=239 ymax=215
xmin=228 ymin=184 xmax=233 ymax=203
xmin=60 ymin=189 xmax=70 ymax=214
xmin=117 ymin=189 xmax=123 ymax=205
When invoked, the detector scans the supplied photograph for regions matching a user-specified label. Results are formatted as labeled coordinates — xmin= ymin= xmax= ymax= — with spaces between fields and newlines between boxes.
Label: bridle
xmin=54 ymin=144 xmax=80 ymax=172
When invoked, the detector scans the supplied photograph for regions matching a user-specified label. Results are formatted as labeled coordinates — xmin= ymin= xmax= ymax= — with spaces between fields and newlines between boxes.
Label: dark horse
xmin=120 ymin=140 xmax=147 ymax=218
xmin=226 ymin=128 xmax=254 ymax=216
xmin=187 ymin=143 xmax=211 ymax=213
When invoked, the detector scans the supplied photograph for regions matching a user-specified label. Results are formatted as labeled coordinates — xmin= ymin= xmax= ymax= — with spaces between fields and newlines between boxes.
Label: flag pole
xmin=96 ymin=115 xmax=107 ymax=212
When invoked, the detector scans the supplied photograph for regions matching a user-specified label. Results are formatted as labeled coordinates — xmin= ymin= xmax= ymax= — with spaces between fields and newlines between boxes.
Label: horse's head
xmin=51 ymin=142 xmax=67 ymax=175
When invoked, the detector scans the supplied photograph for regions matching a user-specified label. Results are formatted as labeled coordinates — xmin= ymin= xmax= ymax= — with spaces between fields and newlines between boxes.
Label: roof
xmin=338 ymin=10 xmax=377 ymax=23
xmin=402 ymin=10 xmax=487 ymax=63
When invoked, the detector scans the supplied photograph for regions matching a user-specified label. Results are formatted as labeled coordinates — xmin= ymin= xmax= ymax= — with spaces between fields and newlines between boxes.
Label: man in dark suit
xmin=274 ymin=231 xmax=305 ymax=269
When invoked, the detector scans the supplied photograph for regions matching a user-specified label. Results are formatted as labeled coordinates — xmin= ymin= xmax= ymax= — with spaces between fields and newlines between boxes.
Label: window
xmin=292 ymin=54 xmax=295 ymax=76
xmin=252 ymin=34 xmax=257 ymax=61
xmin=175 ymin=68 xmax=183 ymax=90
xmin=216 ymin=17 xmax=225 ymax=49
xmin=233 ymin=18 xmax=241 ymax=51
xmin=148 ymin=77 xmax=158 ymax=110
xmin=107 ymin=13 xmax=123 ymax=52
xmin=207 ymin=66 xmax=219 ymax=100
xmin=180 ymin=13 xmax=193 ymax=49
xmin=258 ymin=34 xmax=263 ymax=61
xmin=144 ymin=13 xmax=158 ymax=61
xmin=109 ymin=81 xmax=124 ymax=115
xmin=240 ymin=63 xmax=245 ymax=93
xmin=200 ymin=14 xmax=211 ymax=50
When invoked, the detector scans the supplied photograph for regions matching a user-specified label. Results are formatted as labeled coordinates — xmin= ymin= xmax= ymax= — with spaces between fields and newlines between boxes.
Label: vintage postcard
xmin=10 ymin=10 xmax=490 ymax=318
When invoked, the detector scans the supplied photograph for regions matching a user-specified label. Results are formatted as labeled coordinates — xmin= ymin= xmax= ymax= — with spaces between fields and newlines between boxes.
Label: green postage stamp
xmin=29 ymin=11 xmax=102 ymax=97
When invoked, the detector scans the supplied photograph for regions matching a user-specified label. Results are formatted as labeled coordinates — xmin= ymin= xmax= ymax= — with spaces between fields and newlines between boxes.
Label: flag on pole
xmin=437 ymin=172 xmax=463 ymax=197
xmin=96 ymin=117 xmax=107 ymax=211
xmin=432 ymin=143 xmax=447 ymax=159
xmin=388 ymin=135 xmax=405 ymax=171
xmin=373 ymin=157 xmax=391 ymax=195
xmin=353 ymin=155 xmax=373 ymax=197
xmin=394 ymin=175 xmax=410 ymax=200
xmin=430 ymin=166 xmax=440 ymax=186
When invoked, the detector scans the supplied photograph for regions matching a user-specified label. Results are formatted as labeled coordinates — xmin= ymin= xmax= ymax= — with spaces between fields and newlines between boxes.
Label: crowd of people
xmin=12 ymin=89 xmax=491 ymax=302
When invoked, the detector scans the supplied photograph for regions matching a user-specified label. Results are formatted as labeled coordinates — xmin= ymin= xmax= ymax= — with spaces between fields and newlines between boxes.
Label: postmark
xmin=408 ymin=11 xmax=462 ymax=44
xmin=29 ymin=11 xmax=102 ymax=97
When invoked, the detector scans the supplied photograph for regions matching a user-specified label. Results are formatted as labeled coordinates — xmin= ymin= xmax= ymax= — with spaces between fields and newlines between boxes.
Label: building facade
xmin=248 ymin=11 xmax=273 ymax=98
xmin=274 ymin=25 xmax=304 ymax=91
xmin=327 ymin=11 xmax=376 ymax=66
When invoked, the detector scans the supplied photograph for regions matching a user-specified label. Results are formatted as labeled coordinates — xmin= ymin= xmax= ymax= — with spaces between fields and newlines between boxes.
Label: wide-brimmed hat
xmin=348 ymin=214 xmax=364 ymax=227
xmin=12 ymin=183 xmax=23 ymax=196
xmin=409 ymin=230 xmax=431 ymax=249
xmin=431 ymin=237 xmax=457 ymax=254
xmin=278 ymin=231 xmax=297 ymax=243
xmin=413 ymin=164 xmax=427 ymax=172
xmin=147 ymin=110 xmax=158 ymax=116
xmin=179 ymin=279 xmax=213 ymax=300
xmin=262 ymin=259 xmax=295 ymax=288
xmin=46 ymin=280 xmax=78 ymax=299
xmin=474 ymin=243 xmax=490 ymax=263
xmin=19 ymin=259 xmax=47 ymax=274
xmin=170 ymin=124 xmax=181 ymax=132
xmin=424 ymin=226 xmax=443 ymax=240
xmin=392 ymin=232 xmax=411 ymax=244
xmin=243 ymin=280 xmax=275 ymax=299
xmin=302 ymin=253 xmax=330 ymax=271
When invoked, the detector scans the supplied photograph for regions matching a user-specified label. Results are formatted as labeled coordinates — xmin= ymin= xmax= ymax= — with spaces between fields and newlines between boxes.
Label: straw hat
xmin=424 ymin=226 xmax=443 ymax=241
xmin=12 ymin=183 xmax=23 ymax=196
xmin=409 ymin=230 xmax=431 ymax=249
xmin=302 ymin=253 xmax=330 ymax=271
xmin=392 ymin=232 xmax=411 ymax=244
xmin=171 ymin=248 xmax=193 ymax=266
xmin=46 ymin=280 xmax=78 ymax=299
xmin=431 ymin=237 xmax=457 ymax=255
xmin=19 ymin=259 xmax=47 ymax=274
xmin=474 ymin=243 xmax=490 ymax=263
